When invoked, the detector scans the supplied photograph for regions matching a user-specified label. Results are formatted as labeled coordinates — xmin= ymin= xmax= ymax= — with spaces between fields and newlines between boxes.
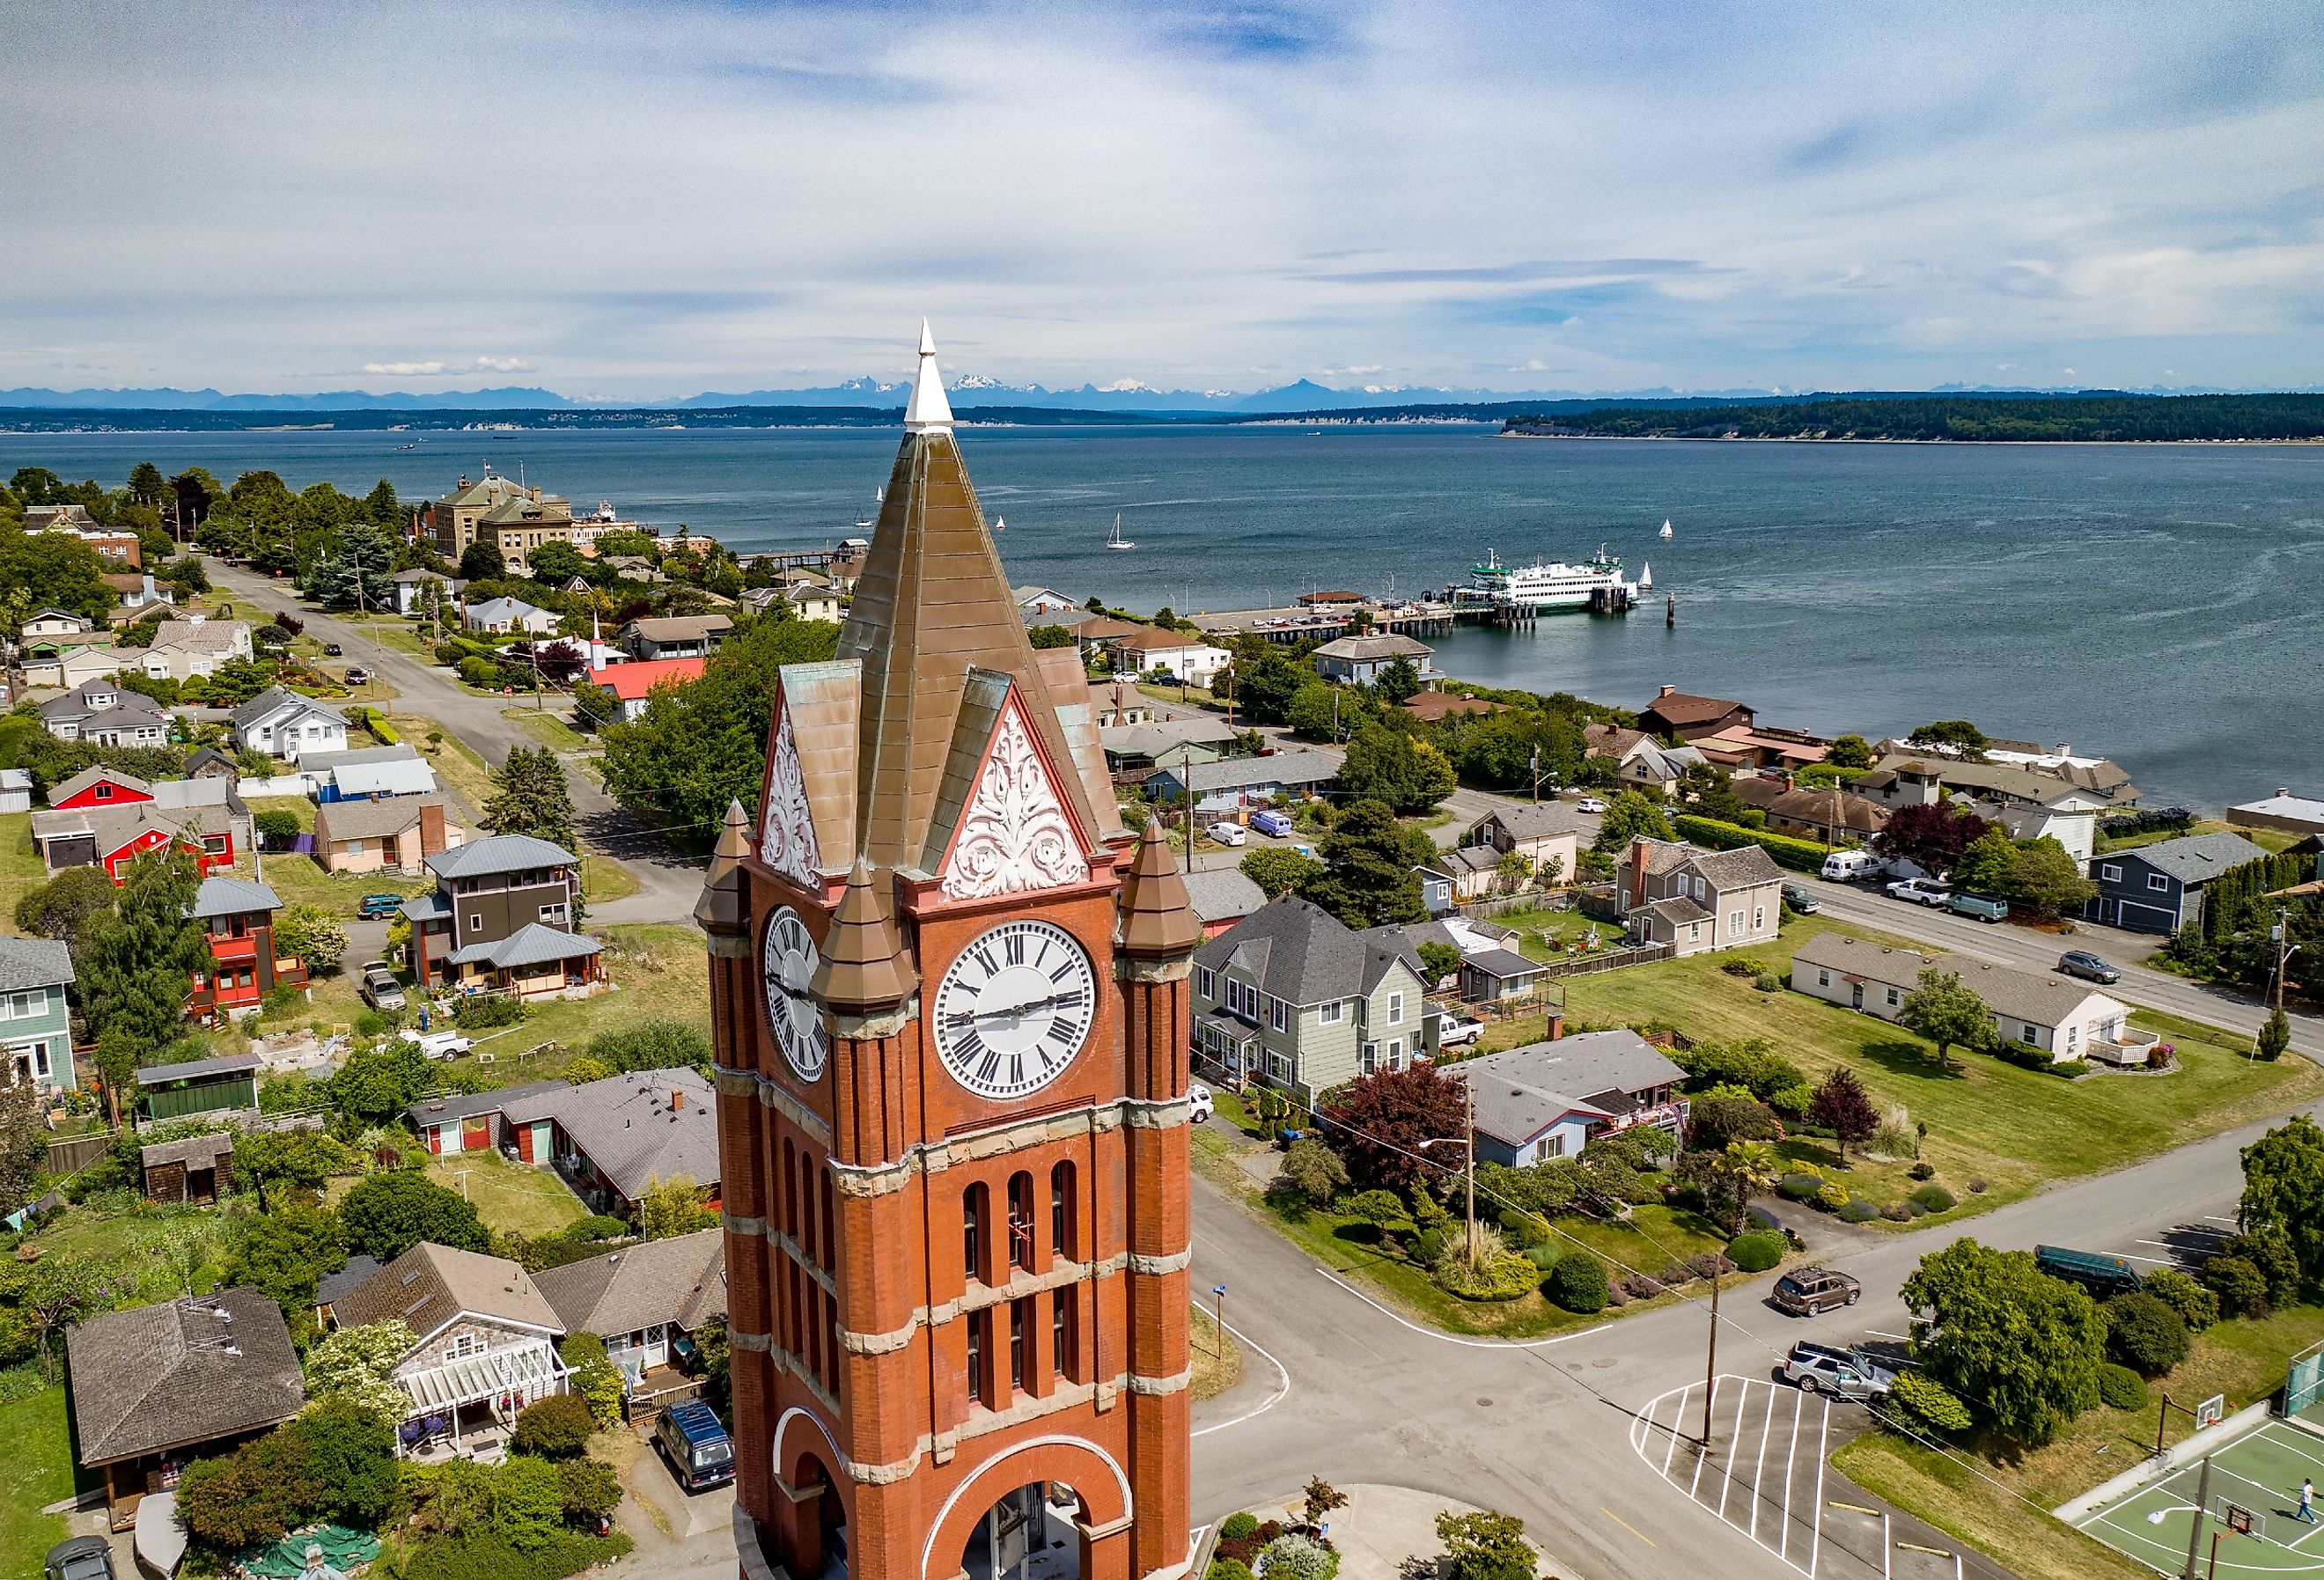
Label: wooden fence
xmin=45 ymin=1134 xmax=115 ymax=1176
xmin=1526 ymin=942 xmax=1674 ymax=981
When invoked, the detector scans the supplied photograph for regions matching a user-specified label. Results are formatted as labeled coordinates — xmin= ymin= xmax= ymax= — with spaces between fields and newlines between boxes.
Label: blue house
xmin=1144 ymin=750 xmax=1338 ymax=817
xmin=0 ymin=937 xmax=77 ymax=1095
xmin=2082 ymin=829 xmax=2269 ymax=934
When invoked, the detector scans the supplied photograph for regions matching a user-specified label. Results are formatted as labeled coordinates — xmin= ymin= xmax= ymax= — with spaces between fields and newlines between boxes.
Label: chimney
xmin=1629 ymin=835 xmax=1650 ymax=906
xmin=670 ymin=1087 xmax=682 ymax=1113
xmin=1546 ymin=1010 xmax=1565 ymax=1042
xmin=418 ymin=800 xmax=447 ymax=857
xmin=1658 ymin=684 xmax=1677 ymax=698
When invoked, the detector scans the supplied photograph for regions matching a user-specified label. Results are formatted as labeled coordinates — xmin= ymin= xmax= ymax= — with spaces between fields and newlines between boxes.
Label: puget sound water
xmin=6 ymin=423 xmax=2321 ymax=812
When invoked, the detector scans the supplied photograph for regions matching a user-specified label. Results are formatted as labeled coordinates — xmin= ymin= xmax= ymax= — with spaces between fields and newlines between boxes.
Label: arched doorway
xmin=956 ymin=1482 xmax=1084 ymax=1580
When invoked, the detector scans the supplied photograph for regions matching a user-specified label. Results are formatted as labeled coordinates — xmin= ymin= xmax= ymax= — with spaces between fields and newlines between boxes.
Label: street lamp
xmin=1416 ymin=1076 xmax=1479 ymax=1268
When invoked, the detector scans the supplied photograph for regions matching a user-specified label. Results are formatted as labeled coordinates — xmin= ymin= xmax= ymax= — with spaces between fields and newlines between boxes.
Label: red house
xmin=32 ymin=775 xmax=246 ymax=882
xmin=188 ymin=877 xmax=309 ymax=1022
xmin=46 ymin=766 xmax=158 ymax=811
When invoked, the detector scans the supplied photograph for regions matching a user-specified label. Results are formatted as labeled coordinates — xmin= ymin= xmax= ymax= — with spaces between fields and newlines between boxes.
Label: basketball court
xmin=2075 ymin=1420 xmax=2324 ymax=1575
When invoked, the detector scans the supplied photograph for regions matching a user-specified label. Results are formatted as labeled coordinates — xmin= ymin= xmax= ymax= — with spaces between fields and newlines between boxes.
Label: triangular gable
xmin=926 ymin=672 xmax=1093 ymax=901
xmin=1034 ymin=647 xmax=1126 ymax=841
xmin=757 ymin=659 xmax=861 ymax=887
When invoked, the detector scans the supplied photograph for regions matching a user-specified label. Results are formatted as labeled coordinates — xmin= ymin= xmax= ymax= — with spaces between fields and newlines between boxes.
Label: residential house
xmin=534 ymin=1229 xmax=728 ymax=1403
xmin=1066 ymin=614 xmax=1144 ymax=664
xmin=1190 ymin=895 xmax=1440 ymax=1102
xmin=391 ymin=568 xmax=464 ymax=617
xmin=313 ymin=795 xmax=461 ymax=875
xmin=23 ymin=503 xmax=98 ymax=533
xmin=581 ymin=657 xmax=704 ymax=726
xmin=1639 ymin=686 xmax=1753 ymax=741
xmin=1611 ymin=733 xmax=1706 ymax=798
xmin=1462 ymin=1031 xmax=1688 ymax=1165
xmin=1098 ymin=715 xmax=1238 ymax=777
xmin=32 ymin=780 xmax=245 ymax=879
xmin=1401 ymin=691 xmax=1511 ymax=725
xmin=0 ymin=937 xmax=77 ymax=1093
xmin=40 ymin=679 xmax=169 ymax=746
xmin=404 ymin=1080 xmax=566 ymax=1157
xmin=409 ymin=1071 xmax=719 ymax=1216
xmin=185 ymin=746 xmax=239 ymax=782
xmin=1790 ymin=930 xmax=2139 ymax=1063
xmin=48 ymin=765 xmax=165 ymax=811
xmin=464 ymin=595 xmax=560 ymax=636
xmin=619 ymin=614 xmax=731 ymax=660
xmin=1616 ymin=836 xmax=1785 ymax=955
xmin=327 ymin=1242 xmax=569 ymax=1459
xmin=138 ymin=616 xmax=249 ymax=680
xmin=24 ymin=608 xmax=97 ymax=641
xmin=141 ymin=1132 xmax=235 ymax=1204
xmin=67 ymin=1289 xmax=305 ymax=1528
xmin=425 ymin=470 xmax=575 ymax=559
xmin=781 ymin=584 xmax=843 ymax=622
xmin=1012 ymin=584 xmax=1081 ymax=617
xmin=1107 ymin=626 xmax=1229 ymax=687
xmin=1466 ymin=803 xmax=1583 ymax=885
xmin=1311 ymin=633 xmax=1437 ymax=687
xmin=1880 ymin=736 xmax=2144 ymax=805
xmin=2229 ymin=790 xmax=2324 ymax=842
xmin=1416 ymin=846 xmax=1503 ymax=910
xmin=232 ymin=687 xmax=349 ymax=761
xmin=136 ymin=1051 xmax=262 ymax=1126
xmin=1729 ymin=777 xmax=1891 ymax=846
xmin=1182 ymin=868 xmax=1267 ymax=938
xmin=1092 ymin=679 xmax=1154 ymax=728
xmin=307 ymin=742 xmax=438 ymax=802
xmin=1458 ymin=946 xmax=1548 ymax=1003
xmin=2082 ymin=830 xmax=2270 ymax=935
xmin=20 ymin=641 xmax=121 ymax=690
xmin=27 ymin=508 xmax=140 ymax=566
xmin=188 ymin=876 xmax=309 ymax=1022
xmin=403 ymin=834 xmax=604 ymax=997
xmin=1859 ymin=752 xmax=2114 ymax=817
xmin=104 ymin=572 xmax=174 ymax=614
xmin=0 ymin=769 xmax=27 ymax=814
xmin=602 ymin=555 xmax=666 ymax=584
xmin=1690 ymin=723 xmax=1832 ymax=772
xmin=1960 ymin=797 xmax=2098 ymax=865
xmin=1144 ymin=751 xmax=1338 ymax=816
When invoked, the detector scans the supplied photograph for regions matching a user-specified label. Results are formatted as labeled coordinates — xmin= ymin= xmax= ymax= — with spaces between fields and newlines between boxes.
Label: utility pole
xmin=1699 ymin=1260 xmax=1722 ymax=1449
xmin=1464 ymin=1078 xmax=1477 ymax=1268
xmin=2183 ymin=1458 xmax=2214 ymax=1580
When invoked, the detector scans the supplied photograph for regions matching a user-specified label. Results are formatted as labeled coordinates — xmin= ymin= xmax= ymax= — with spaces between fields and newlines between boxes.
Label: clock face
xmin=932 ymin=920 xmax=1096 ymax=1100
xmin=761 ymin=906 xmax=827 ymax=1081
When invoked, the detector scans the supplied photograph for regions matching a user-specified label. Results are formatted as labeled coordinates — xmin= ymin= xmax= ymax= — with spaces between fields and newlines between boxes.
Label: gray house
xmin=1145 ymin=751 xmax=1339 ymax=816
xmin=1461 ymin=1032 xmax=1688 ymax=1166
xmin=2082 ymin=829 xmax=2270 ymax=934
xmin=1192 ymin=895 xmax=1439 ymax=1104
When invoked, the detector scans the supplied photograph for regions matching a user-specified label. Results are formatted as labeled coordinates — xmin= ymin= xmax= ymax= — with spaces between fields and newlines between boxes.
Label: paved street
xmin=203 ymin=557 xmax=707 ymax=926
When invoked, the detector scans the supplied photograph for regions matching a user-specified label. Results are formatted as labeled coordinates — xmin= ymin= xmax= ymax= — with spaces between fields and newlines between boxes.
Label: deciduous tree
xmin=303 ymin=1319 xmax=418 ymax=1418
xmin=1901 ymin=1238 xmax=2104 ymax=1444
xmin=0 ymin=1069 xmax=45 ymax=1216
xmin=637 ymin=1172 xmax=710 ymax=1239
xmin=1590 ymin=790 xmax=1675 ymax=856
xmin=1434 ymin=1510 xmax=1538 ymax=1580
xmin=1240 ymin=847 xmax=1324 ymax=900
xmin=2004 ymin=837 xmax=2098 ymax=920
xmin=272 ymin=902 xmax=349 ymax=974
xmin=1317 ymin=1064 xmax=1467 ymax=1193
xmin=1898 ymin=968 xmax=1993 ymax=1072
xmin=338 ymin=1170 xmax=490 ymax=1260
xmin=12 ymin=865 xmax=118 ymax=947
xmin=1807 ymin=1067 xmax=1879 ymax=1161
xmin=1873 ymin=802 xmax=1991 ymax=875
xmin=1827 ymin=734 xmax=1875 ymax=770
xmin=1950 ymin=827 xmax=2018 ymax=897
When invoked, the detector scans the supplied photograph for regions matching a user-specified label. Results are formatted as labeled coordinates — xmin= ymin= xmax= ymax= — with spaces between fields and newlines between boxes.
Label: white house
xmin=1012 ymin=584 xmax=1082 ymax=617
xmin=1312 ymin=632 xmax=1438 ymax=687
xmin=392 ymin=569 xmax=464 ymax=617
xmin=140 ymin=618 xmax=254 ymax=682
xmin=20 ymin=644 xmax=121 ymax=690
xmin=464 ymin=596 xmax=560 ymax=636
xmin=1789 ymin=930 xmax=2140 ymax=1064
xmin=1463 ymin=1031 xmax=1688 ymax=1165
xmin=1107 ymin=626 xmax=1230 ymax=687
xmin=23 ymin=609 xmax=96 ymax=641
xmin=232 ymin=687 xmax=349 ymax=762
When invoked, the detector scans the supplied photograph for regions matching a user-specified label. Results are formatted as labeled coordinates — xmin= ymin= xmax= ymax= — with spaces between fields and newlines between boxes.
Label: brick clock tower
xmin=699 ymin=326 xmax=1201 ymax=1580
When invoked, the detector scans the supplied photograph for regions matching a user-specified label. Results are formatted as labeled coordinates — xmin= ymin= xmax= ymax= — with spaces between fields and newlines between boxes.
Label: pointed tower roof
xmin=837 ymin=328 xmax=1102 ymax=873
xmin=903 ymin=320 xmax=953 ymax=434
xmin=1115 ymin=819 xmax=1201 ymax=959
xmin=811 ymin=859 xmax=917 ymax=1011
xmin=694 ymin=799 xmax=753 ymax=937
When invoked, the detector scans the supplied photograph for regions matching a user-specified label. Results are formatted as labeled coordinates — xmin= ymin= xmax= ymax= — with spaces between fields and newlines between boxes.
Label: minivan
xmin=1820 ymin=849 xmax=1878 ymax=883
xmin=656 ymin=1400 xmax=735 ymax=1491
xmin=1249 ymin=810 xmax=1293 ymax=838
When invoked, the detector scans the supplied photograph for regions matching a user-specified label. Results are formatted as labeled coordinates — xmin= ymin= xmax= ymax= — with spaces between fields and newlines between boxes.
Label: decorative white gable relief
xmin=941 ymin=705 xmax=1089 ymax=900
xmin=760 ymin=700 xmax=821 ymax=889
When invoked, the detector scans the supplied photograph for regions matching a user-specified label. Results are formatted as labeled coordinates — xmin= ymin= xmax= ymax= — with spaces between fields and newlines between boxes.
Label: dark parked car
xmin=344 ymin=666 xmax=371 ymax=686
xmin=2056 ymin=950 xmax=2121 ymax=983
xmin=324 ymin=642 xmax=343 ymax=657
xmin=46 ymin=1538 xmax=114 ymax=1580
xmin=655 ymin=1400 xmax=735 ymax=1491
xmin=1770 ymin=1266 xmax=1862 ymax=1316
xmin=1782 ymin=884 xmax=1820 ymax=914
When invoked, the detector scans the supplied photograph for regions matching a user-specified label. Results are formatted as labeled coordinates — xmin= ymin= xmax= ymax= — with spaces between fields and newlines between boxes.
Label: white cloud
xmin=360 ymin=361 xmax=447 ymax=376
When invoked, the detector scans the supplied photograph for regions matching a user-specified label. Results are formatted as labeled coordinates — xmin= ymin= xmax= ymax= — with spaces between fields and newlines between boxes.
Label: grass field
xmin=327 ymin=1150 xmax=588 ymax=1238
xmin=0 ymin=1385 xmax=77 ymax=1580
xmin=580 ymin=855 xmax=641 ymax=905
xmin=1835 ymin=1305 xmax=2324 ymax=1580
xmin=1481 ymin=915 xmax=2324 ymax=1223
xmin=0 ymin=813 xmax=50 ymax=928
xmin=2100 ymin=819 xmax=2298 ymax=856
xmin=393 ymin=715 xmax=497 ymax=812
xmin=504 ymin=706 xmax=591 ymax=754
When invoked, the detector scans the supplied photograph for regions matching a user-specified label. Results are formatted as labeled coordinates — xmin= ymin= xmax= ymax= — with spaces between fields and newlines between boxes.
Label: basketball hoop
xmin=2195 ymin=1394 xmax=2225 ymax=1429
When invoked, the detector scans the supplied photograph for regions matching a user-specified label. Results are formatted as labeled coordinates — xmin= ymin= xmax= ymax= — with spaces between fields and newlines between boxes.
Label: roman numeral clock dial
xmin=761 ymin=906 xmax=828 ymax=1081
xmin=932 ymin=920 xmax=1095 ymax=1100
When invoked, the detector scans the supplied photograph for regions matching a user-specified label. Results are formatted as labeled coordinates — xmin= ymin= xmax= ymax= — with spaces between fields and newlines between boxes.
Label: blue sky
xmin=3 ymin=1 xmax=2320 ymax=398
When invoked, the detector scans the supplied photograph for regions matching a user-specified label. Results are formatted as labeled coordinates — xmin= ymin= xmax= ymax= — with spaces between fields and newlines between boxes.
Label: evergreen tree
xmin=1827 ymin=734 xmax=1875 ymax=769
xmin=2256 ymin=1007 xmax=2291 ymax=1063
xmin=77 ymin=849 xmax=207 ymax=1091
xmin=484 ymin=746 xmax=579 ymax=853
xmin=1299 ymin=799 xmax=1428 ymax=928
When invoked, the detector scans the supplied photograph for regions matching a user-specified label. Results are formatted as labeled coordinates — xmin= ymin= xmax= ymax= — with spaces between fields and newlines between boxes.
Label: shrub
xmin=1968 ymin=1178 xmax=1988 ymax=1194
xmin=1413 ymin=1226 xmax=1450 ymax=1266
xmin=1890 ymin=1371 xmax=1974 ymax=1433
xmin=558 ymin=1334 xmax=625 ymax=1427
xmin=1524 ymin=1243 xmax=1559 ymax=1270
xmin=562 ymin=1215 xmax=632 ymax=1243
xmin=1257 ymin=1533 xmax=1335 ymax=1580
xmin=1813 ymin=1181 xmax=1850 ymax=1213
xmin=1727 ymin=1232 xmax=1786 ymax=1274
xmin=588 ymin=1018 xmax=712 ymax=1073
xmin=1753 ymin=971 xmax=1783 ymax=993
xmin=1840 ymin=1199 xmax=1879 ymax=1224
xmin=2201 ymin=1255 xmax=2271 ymax=1319
xmin=1720 ymin=957 xmax=1764 ymax=978
xmin=2098 ymin=1363 xmax=2151 ymax=1410
xmin=1548 ymin=1252 xmax=1609 ymax=1313
xmin=557 ymin=1459 xmax=622 ymax=1523
xmin=2104 ymin=1292 xmax=2190 ymax=1376
xmin=2142 ymin=1268 xmax=2220 ymax=1334
xmin=1431 ymin=1229 xmax=1540 ymax=1302
xmin=1776 ymin=1172 xmax=1824 ymax=1202
xmin=1908 ymin=1162 xmax=1936 ymax=1182
xmin=1434 ymin=1509 xmax=1538 ymax=1580
xmin=1493 ymin=1209 xmax=1548 ymax=1249
xmin=1746 ymin=1205 xmax=1781 ymax=1231
xmin=1880 ymin=1202 xmax=1912 ymax=1222
xmin=510 ymin=1394 xmax=597 ymax=1459
xmin=2217 ymin=1230 xmax=2300 ymax=1304
xmin=492 ymin=1454 xmax=568 ymax=1552
xmin=1276 ymin=1137 xmax=1348 ymax=1209
xmin=1910 ymin=1185 xmax=1956 ymax=1214
xmin=401 ymin=1531 xmax=634 ymax=1580
xmin=1220 ymin=1514 xmax=1261 ymax=1543
xmin=1767 ymin=1082 xmax=1813 ymax=1117
xmin=1210 ymin=1562 xmax=1256 ymax=1580
xmin=1905 ymin=1198 xmax=1928 ymax=1216
xmin=1670 ymin=813 xmax=1829 ymax=874
xmin=455 ymin=993 xmax=528 ymax=1029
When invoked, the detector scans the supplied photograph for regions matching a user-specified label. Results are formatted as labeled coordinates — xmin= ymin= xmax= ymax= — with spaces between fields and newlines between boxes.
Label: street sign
xmin=1213 ymin=1283 xmax=1228 ymax=1298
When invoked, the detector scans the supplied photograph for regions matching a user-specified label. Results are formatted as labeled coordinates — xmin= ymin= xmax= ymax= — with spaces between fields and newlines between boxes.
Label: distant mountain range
xmin=4 ymin=376 xmax=2256 ymax=416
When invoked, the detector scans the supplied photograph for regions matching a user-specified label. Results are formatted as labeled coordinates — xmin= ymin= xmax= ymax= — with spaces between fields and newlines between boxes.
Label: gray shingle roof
xmin=405 ymin=1081 xmax=564 ymax=1131
xmin=1475 ymin=802 xmax=1584 ymax=842
xmin=67 ymin=1288 xmax=305 ymax=1465
xmin=1195 ymin=895 xmax=1388 ymax=1006
xmin=533 ymin=1229 xmax=726 ymax=1337
xmin=0 ymin=936 xmax=72 ymax=993
xmin=193 ymin=876 xmax=281 ymax=918
xmin=1460 ymin=1031 xmax=1686 ymax=1148
xmin=446 ymin=922 xmax=601 ymax=970
xmin=2116 ymin=830 xmax=2270 ymax=885
xmin=232 ymin=686 xmax=343 ymax=731
xmin=316 ymin=1254 xmax=384 ymax=1310
xmin=314 ymin=794 xmax=451 ymax=842
xmin=1463 ymin=946 xmax=1541 ymax=980
xmin=1791 ymin=930 xmax=2127 ymax=1030
xmin=1682 ymin=842 xmax=1786 ymax=888
xmin=427 ymin=833 xmax=578 ymax=878
xmin=330 ymin=1242 xmax=563 ymax=1339
xmin=1181 ymin=867 xmax=1266 ymax=926
xmin=1160 ymin=751 xmax=1339 ymax=793
xmin=502 ymin=1070 xmax=722 ymax=1201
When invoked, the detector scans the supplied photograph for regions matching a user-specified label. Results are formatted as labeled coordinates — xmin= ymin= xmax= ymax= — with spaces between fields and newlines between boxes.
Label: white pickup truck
xmin=400 ymin=1028 xmax=475 ymax=1061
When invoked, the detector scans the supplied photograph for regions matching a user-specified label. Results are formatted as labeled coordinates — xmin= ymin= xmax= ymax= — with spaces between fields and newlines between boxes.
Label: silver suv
xmin=1779 ymin=1341 xmax=1895 ymax=1400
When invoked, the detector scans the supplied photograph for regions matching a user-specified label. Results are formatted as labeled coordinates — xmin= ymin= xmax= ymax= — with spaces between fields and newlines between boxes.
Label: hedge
xmin=400 ymin=1530 xmax=634 ymax=1580
xmin=1671 ymin=814 xmax=1832 ymax=875
xmin=361 ymin=706 xmax=400 ymax=745
xmin=1548 ymin=1252 xmax=1608 ymax=1313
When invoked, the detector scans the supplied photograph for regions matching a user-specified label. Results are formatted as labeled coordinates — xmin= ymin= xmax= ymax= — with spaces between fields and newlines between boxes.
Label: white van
xmin=1820 ymin=849 xmax=1879 ymax=883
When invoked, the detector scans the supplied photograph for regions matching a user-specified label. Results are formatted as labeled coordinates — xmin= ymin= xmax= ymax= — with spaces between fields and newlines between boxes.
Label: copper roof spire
xmin=694 ymin=799 xmax=753 ymax=936
xmin=1114 ymin=818 xmax=1201 ymax=959
xmin=836 ymin=327 xmax=1100 ymax=873
xmin=811 ymin=857 xmax=917 ymax=1011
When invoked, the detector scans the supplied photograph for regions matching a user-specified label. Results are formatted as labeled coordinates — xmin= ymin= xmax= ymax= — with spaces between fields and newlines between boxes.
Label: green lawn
xmin=1484 ymin=904 xmax=1626 ymax=961
xmin=504 ymin=706 xmax=590 ymax=754
xmin=1833 ymin=1303 xmax=2324 ymax=1580
xmin=0 ymin=813 xmax=50 ymax=929
xmin=0 ymin=1385 xmax=77 ymax=1580
xmin=327 ymin=1150 xmax=587 ymax=1238
xmin=2098 ymin=818 xmax=2297 ymax=856
xmin=391 ymin=716 xmax=497 ymax=812
xmin=1498 ymin=916 xmax=2324 ymax=1223
xmin=579 ymin=856 xmax=640 ymax=905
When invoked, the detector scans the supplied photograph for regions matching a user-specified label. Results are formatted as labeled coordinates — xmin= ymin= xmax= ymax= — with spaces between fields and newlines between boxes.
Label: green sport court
xmin=2077 ymin=1417 xmax=2324 ymax=1575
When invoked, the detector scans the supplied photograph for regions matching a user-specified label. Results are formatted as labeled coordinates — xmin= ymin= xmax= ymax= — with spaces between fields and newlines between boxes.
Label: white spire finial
xmin=904 ymin=320 xmax=953 ymax=434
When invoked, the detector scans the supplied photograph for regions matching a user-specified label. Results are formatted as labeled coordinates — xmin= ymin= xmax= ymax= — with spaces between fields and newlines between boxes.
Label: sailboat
xmin=1658 ymin=518 xmax=1673 ymax=540
xmin=1106 ymin=513 xmax=1136 ymax=551
xmin=856 ymin=486 xmax=882 ymax=531
xmin=992 ymin=515 xmax=1005 ymax=533
xmin=1638 ymin=562 xmax=1653 ymax=591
